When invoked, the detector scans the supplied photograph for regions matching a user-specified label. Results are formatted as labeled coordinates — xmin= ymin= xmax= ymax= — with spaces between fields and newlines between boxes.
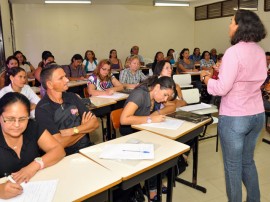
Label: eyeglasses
xmin=1 ymin=115 xmax=29 ymax=124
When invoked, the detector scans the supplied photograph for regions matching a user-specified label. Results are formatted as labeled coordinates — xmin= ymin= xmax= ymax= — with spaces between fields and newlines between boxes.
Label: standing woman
xmin=83 ymin=50 xmax=99 ymax=73
xmin=109 ymin=49 xmax=123 ymax=70
xmin=0 ymin=56 xmax=19 ymax=89
xmin=200 ymin=10 xmax=266 ymax=202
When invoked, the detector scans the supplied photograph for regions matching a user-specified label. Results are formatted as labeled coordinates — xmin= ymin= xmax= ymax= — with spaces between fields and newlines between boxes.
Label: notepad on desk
xmin=0 ymin=179 xmax=58 ymax=202
xmin=178 ymin=103 xmax=212 ymax=112
xmin=99 ymin=144 xmax=154 ymax=160
xmin=140 ymin=119 xmax=184 ymax=130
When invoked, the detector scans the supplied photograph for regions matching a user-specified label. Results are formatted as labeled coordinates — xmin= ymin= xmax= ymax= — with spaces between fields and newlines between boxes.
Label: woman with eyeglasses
xmin=87 ymin=59 xmax=123 ymax=96
xmin=154 ymin=60 xmax=187 ymax=107
xmin=0 ymin=67 xmax=40 ymax=118
xmin=0 ymin=92 xmax=65 ymax=199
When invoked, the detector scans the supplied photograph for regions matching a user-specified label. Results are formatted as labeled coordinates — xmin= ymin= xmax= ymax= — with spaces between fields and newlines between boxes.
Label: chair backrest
xmin=110 ymin=108 xmax=123 ymax=130
xmin=182 ymin=88 xmax=200 ymax=104
xmin=173 ymin=74 xmax=191 ymax=86
xmin=84 ymin=87 xmax=89 ymax=98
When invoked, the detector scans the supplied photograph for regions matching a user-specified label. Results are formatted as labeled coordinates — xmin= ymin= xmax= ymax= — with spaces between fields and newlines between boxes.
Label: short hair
xmin=167 ymin=49 xmax=175 ymax=57
xmin=5 ymin=67 xmax=26 ymax=86
xmin=193 ymin=48 xmax=200 ymax=55
xmin=179 ymin=48 xmax=189 ymax=60
xmin=266 ymin=52 xmax=270 ymax=57
xmin=154 ymin=60 xmax=171 ymax=76
xmin=13 ymin=50 xmax=23 ymax=57
xmin=231 ymin=9 xmax=266 ymax=45
xmin=0 ymin=92 xmax=30 ymax=116
xmin=41 ymin=51 xmax=52 ymax=60
xmin=71 ymin=54 xmax=83 ymax=63
xmin=43 ymin=53 xmax=54 ymax=61
xmin=93 ymin=59 xmax=112 ymax=81
xmin=201 ymin=51 xmax=210 ymax=59
xmin=40 ymin=63 xmax=62 ymax=90
xmin=217 ymin=53 xmax=224 ymax=61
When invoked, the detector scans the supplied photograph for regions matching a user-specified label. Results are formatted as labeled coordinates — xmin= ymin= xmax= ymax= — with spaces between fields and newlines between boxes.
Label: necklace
xmin=13 ymin=145 xmax=18 ymax=150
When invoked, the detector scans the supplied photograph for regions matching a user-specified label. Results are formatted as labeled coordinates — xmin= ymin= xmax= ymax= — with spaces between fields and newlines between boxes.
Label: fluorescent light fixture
xmin=154 ymin=1 xmax=189 ymax=7
xmin=45 ymin=0 xmax=91 ymax=4
xmin=233 ymin=7 xmax=257 ymax=11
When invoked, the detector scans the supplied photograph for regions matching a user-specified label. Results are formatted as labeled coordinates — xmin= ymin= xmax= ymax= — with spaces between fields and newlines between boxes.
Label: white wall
xmin=12 ymin=4 xmax=194 ymax=67
xmin=194 ymin=0 xmax=270 ymax=54
xmin=0 ymin=0 xmax=13 ymax=56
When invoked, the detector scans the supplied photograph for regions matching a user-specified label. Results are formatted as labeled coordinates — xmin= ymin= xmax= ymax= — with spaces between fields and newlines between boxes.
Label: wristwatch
xmin=73 ymin=127 xmax=79 ymax=134
xmin=34 ymin=157 xmax=44 ymax=170
xmin=147 ymin=116 xmax=152 ymax=124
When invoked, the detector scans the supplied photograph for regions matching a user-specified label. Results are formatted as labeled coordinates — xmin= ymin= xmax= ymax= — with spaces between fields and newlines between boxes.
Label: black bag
xmin=174 ymin=155 xmax=188 ymax=176
xmin=113 ymin=184 xmax=145 ymax=202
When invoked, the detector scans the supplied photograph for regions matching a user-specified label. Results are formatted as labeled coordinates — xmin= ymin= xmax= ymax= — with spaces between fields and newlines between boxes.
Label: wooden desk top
xmin=31 ymin=154 xmax=122 ymax=202
xmin=90 ymin=97 xmax=117 ymax=108
xmin=80 ymin=130 xmax=190 ymax=181
xmin=67 ymin=80 xmax=88 ymax=88
xmin=93 ymin=92 xmax=129 ymax=102
xmin=181 ymin=71 xmax=201 ymax=76
xmin=132 ymin=117 xmax=211 ymax=140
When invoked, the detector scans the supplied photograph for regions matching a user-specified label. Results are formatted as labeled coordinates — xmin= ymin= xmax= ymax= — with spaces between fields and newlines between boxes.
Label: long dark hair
xmin=231 ymin=9 xmax=266 ymax=45
xmin=138 ymin=75 xmax=177 ymax=100
xmin=5 ymin=67 xmax=26 ymax=86
xmin=0 ymin=92 xmax=30 ymax=116
xmin=179 ymin=48 xmax=189 ymax=60
xmin=153 ymin=60 xmax=171 ymax=76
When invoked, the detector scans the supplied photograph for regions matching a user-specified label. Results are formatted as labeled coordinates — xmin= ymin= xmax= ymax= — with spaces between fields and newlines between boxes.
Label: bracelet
xmin=34 ymin=157 xmax=44 ymax=170
xmin=201 ymin=75 xmax=209 ymax=82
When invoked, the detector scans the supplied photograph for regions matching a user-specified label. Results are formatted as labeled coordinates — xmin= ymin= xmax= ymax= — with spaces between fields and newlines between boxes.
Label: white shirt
xmin=20 ymin=64 xmax=31 ymax=73
xmin=0 ymin=84 xmax=40 ymax=118
xmin=83 ymin=59 xmax=99 ymax=72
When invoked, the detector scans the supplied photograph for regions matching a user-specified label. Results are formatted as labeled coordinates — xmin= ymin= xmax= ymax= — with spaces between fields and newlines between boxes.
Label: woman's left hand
xmin=200 ymin=70 xmax=211 ymax=80
xmin=11 ymin=163 xmax=39 ymax=184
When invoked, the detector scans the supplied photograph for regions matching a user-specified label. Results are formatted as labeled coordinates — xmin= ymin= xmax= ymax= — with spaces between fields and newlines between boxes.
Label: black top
xmin=0 ymin=120 xmax=43 ymax=178
xmin=35 ymin=92 xmax=91 ymax=155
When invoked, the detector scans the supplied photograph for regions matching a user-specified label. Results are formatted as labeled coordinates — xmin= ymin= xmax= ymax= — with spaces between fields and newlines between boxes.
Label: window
xmin=195 ymin=0 xmax=258 ymax=21
xmin=265 ymin=0 xmax=270 ymax=11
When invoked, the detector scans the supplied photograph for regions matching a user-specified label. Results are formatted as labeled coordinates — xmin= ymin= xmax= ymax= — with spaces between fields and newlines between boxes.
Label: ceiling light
xmin=45 ymin=0 xmax=91 ymax=4
xmin=154 ymin=1 xmax=189 ymax=7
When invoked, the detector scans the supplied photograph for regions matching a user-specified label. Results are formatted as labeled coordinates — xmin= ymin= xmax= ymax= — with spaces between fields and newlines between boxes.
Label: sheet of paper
xmin=178 ymin=103 xmax=212 ymax=112
xmin=96 ymin=92 xmax=128 ymax=99
xmin=140 ymin=119 xmax=184 ymax=130
xmin=99 ymin=144 xmax=154 ymax=160
xmin=0 ymin=179 xmax=58 ymax=202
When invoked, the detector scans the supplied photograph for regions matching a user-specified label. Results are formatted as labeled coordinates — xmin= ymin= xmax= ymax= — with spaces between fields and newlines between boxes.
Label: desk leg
xmin=157 ymin=173 xmax=162 ymax=202
xmin=175 ymin=136 xmax=207 ymax=193
xmin=106 ymin=113 xmax=112 ymax=140
xmin=167 ymin=167 xmax=173 ymax=202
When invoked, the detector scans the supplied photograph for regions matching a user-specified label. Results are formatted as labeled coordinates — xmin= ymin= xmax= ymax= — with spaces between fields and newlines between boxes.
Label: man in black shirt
xmin=35 ymin=63 xmax=99 ymax=155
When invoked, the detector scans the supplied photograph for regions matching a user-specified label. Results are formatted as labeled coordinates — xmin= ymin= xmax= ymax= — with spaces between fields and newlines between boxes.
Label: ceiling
xmin=10 ymin=0 xmax=218 ymax=6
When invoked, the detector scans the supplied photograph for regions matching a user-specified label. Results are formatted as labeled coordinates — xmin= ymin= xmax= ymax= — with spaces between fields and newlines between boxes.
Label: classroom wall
xmin=0 ymin=0 xmax=13 ymax=57
xmin=194 ymin=0 xmax=270 ymax=54
xmin=12 ymin=4 xmax=194 ymax=67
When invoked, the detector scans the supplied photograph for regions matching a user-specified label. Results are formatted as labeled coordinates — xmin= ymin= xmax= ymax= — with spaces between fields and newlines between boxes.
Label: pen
xmin=122 ymin=150 xmax=150 ymax=153
xmin=7 ymin=175 xmax=16 ymax=183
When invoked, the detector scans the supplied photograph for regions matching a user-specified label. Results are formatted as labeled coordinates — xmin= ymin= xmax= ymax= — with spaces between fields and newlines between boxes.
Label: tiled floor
xmin=91 ymin=121 xmax=270 ymax=202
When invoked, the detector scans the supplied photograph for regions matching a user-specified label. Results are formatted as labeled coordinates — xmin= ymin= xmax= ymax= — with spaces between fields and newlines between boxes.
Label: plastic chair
xmin=173 ymin=74 xmax=193 ymax=89
xmin=181 ymin=88 xmax=200 ymax=104
xmin=110 ymin=108 xmax=123 ymax=139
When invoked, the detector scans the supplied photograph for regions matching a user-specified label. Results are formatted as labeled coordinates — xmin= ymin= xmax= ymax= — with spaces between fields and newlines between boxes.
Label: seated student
xmin=82 ymin=50 xmax=99 ymax=73
xmin=120 ymin=76 xmax=176 ymax=135
xmin=177 ymin=48 xmax=198 ymax=73
xmin=151 ymin=51 xmax=164 ymax=73
xmin=119 ymin=76 xmax=176 ymax=201
xmin=35 ymin=64 xmax=99 ymax=155
xmin=34 ymin=51 xmax=55 ymax=84
xmin=200 ymin=51 xmax=216 ymax=71
xmin=210 ymin=48 xmax=218 ymax=63
xmin=119 ymin=55 xmax=147 ymax=89
xmin=125 ymin=46 xmax=145 ymax=67
xmin=0 ymin=56 xmax=19 ymax=89
xmin=0 ymin=67 xmax=40 ymax=118
xmin=87 ymin=59 xmax=123 ymax=96
xmin=62 ymin=54 xmax=87 ymax=81
xmin=189 ymin=47 xmax=201 ymax=65
xmin=0 ymin=92 xmax=65 ymax=199
xmin=154 ymin=60 xmax=187 ymax=107
xmin=13 ymin=51 xmax=35 ymax=79
xmin=109 ymin=49 xmax=123 ymax=70
xmin=165 ymin=49 xmax=175 ymax=65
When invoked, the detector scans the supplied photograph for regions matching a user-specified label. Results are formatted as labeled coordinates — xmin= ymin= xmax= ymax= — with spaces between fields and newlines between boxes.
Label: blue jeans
xmin=218 ymin=113 xmax=264 ymax=202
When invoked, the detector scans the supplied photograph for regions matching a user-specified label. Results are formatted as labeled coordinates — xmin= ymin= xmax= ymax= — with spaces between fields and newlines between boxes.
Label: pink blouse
xmin=207 ymin=42 xmax=267 ymax=116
